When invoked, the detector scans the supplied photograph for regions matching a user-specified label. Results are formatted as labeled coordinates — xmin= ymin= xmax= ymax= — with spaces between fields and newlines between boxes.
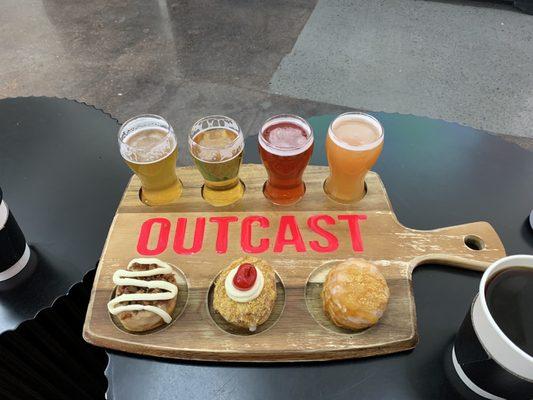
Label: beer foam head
xmin=328 ymin=113 xmax=384 ymax=151
xmin=189 ymin=115 xmax=244 ymax=163
xmin=190 ymin=128 xmax=243 ymax=163
xmin=259 ymin=114 xmax=313 ymax=156
xmin=119 ymin=115 xmax=176 ymax=164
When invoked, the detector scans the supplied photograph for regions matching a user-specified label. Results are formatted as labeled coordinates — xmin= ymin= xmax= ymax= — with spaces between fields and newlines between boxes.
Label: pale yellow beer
xmin=189 ymin=116 xmax=244 ymax=207
xmin=119 ymin=115 xmax=182 ymax=205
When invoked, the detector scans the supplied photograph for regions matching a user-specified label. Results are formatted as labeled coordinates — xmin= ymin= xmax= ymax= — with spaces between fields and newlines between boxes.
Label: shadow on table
xmin=0 ymin=247 xmax=39 ymax=292
xmin=0 ymin=269 xmax=108 ymax=400
xmin=0 ymin=247 xmax=66 ymax=327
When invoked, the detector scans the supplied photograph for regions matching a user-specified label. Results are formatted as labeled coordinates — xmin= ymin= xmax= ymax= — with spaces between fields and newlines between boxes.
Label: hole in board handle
xmin=464 ymin=235 xmax=485 ymax=251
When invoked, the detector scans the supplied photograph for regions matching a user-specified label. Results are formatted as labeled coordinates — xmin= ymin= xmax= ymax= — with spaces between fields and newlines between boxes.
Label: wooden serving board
xmin=83 ymin=164 xmax=505 ymax=362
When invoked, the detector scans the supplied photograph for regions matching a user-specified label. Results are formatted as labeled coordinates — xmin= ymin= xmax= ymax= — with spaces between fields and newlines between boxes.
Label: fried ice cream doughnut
xmin=213 ymin=257 xmax=277 ymax=332
xmin=322 ymin=258 xmax=389 ymax=330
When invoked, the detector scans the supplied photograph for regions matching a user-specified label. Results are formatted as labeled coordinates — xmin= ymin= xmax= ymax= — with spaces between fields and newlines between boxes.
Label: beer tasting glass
xmin=324 ymin=112 xmax=384 ymax=203
xmin=259 ymin=114 xmax=314 ymax=205
xmin=118 ymin=114 xmax=182 ymax=206
xmin=189 ymin=115 xmax=245 ymax=207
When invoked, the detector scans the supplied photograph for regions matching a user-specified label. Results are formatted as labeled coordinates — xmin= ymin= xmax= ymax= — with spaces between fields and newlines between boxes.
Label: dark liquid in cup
xmin=485 ymin=267 xmax=533 ymax=356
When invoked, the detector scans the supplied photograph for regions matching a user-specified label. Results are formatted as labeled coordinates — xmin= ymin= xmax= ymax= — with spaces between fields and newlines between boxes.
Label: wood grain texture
xmin=83 ymin=164 xmax=505 ymax=362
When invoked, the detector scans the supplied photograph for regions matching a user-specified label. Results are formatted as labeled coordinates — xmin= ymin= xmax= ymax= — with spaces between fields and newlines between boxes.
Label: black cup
xmin=452 ymin=255 xmax=533 ymax=399
xmin=0 ymin=186 xmax=30 ymax=281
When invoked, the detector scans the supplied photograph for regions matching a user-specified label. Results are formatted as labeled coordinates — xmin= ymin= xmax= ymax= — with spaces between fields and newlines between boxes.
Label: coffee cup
xmin=452 ymin=255 xmax=533 ymax=399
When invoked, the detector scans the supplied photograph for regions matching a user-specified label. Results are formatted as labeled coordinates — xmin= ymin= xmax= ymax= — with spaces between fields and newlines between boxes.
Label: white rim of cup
xmin=474 ymin=254 xmax=533 ymax=381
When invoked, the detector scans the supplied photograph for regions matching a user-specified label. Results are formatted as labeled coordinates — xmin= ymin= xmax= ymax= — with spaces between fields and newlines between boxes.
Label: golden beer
xmin=324 ymin=112 xmax=384 ymax=203
xmin=189 ymin=116 xmax=244 ymax=206
xmin=119 ymin=115 xmax=182 ymax=206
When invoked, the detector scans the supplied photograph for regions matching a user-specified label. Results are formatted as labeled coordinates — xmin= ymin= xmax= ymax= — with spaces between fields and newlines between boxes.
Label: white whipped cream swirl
xmin=107 ymin=258 xmax=178 ymax=323
xmin=224 ymin=266 xmax=264 ymax=303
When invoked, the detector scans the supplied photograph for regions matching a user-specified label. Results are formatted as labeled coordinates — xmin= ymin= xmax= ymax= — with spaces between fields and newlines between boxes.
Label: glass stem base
xmin=323 ymin=177 xmax=366 ymax=204
xmin=263 ymin=181 xmax=306 ymax=206
xmin=140 ymin=179 xmax=183 ymax=206
xmin=202 ymin=180 xmax=245 ymax=207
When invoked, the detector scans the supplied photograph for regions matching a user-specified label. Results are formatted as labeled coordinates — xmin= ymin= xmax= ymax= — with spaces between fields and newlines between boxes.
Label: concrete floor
xmin=0 ymin=0 xmax=532 ymax=149
xmin=271 ymin=0 xmax=533 ymax=140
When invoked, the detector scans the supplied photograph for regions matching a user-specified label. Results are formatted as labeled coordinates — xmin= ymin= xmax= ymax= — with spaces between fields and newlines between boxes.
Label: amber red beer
xmin=259 ymin=114 xmax=314 ymax=205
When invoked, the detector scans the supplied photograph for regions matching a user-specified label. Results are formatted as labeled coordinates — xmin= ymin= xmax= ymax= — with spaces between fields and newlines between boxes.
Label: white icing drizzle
xmin=107 ymin=258 xmax=178 ymax=323
xmin=224 ymin=266 xmax=264 ymax=303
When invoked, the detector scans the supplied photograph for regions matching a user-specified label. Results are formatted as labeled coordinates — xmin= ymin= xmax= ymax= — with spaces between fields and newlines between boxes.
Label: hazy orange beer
xmin=259 ymin=115 xmax=314 ymax=205
xmin=324 ymin=112 xmax=384 ymax=203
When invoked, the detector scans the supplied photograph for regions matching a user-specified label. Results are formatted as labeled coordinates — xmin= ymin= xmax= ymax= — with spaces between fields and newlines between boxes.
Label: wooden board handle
xmin=410 ymin=221 xmax=506 ymax=272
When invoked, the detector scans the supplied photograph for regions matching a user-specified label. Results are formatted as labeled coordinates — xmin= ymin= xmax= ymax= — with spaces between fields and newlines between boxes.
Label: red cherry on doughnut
xmin=233 ymin=263 xmax=257 ymax=290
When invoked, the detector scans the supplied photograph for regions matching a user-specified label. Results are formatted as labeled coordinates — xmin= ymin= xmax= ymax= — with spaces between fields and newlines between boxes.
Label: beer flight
xmin=118 ymin=112 xmax=384 ymax=207
xmin=111 ymin=111 xmax=532 ymax=399
xmin=112 ymin=112 xmax=392 ymax=333
xmin=110 ymin=112 xmax=393 ymax=342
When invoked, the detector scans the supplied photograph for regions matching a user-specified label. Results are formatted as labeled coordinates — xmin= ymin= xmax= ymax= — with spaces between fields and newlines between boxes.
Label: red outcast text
xmin=136 ymin=213 xmax=367 ymax=256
